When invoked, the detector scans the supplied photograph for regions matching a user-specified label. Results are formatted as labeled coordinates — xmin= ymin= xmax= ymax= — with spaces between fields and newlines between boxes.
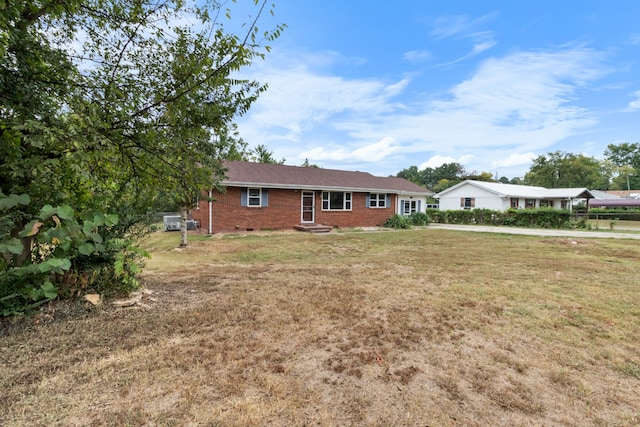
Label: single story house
xmin=191 ymin=161 xmax=433 ymax=234
xmin=434 ymin=180 xmax=594 ymax=212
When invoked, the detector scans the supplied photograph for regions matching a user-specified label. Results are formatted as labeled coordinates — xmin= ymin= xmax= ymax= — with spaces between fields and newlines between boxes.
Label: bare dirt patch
xmin=1 ymin=229 xmax=639 ymax=426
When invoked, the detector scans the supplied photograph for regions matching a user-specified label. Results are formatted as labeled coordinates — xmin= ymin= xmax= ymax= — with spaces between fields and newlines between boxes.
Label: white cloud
xmin=403 ymin=50 xmax=432 ymax=63
xmin=237 ymin=50 xmax=407 ymax=145
xmin=628 ymin=90 xmax=640 ymax=110
xmin=430 ymin=15 xmax=497 ymax=65
xmin=238 ymin=45 xmax=608 ymax=177
xmin=419 ymin=155 xmax=456 ymax=169
xmin=299 ymin=137 xmax=400 ymax=163
xmin=430 ymin=14 xmax=495 ymax=40
xmin=491 ymin=152 xmax=537 ymax=169
xmin=418 ymin=154 xmax=475 ymax=170
xmin=471 ymin=40 xmax=496 ymax=55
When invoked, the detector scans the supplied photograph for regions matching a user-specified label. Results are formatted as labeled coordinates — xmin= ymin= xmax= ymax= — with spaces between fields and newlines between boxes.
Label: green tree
xmin=1 ymin=0 xmax=284 ymax=312
xmin=301 ymin=158 xmax=319 ymax=168
xmin=524 ymin=151 xmax=608 ymax=189
xmin=604 ymin=143 xmax=640 ymax=190
xmin=250 ymin=144 xmax=285 ymax=164
xmin=463 ymin=171 xmax=495 ymax=182
xmin=396 ymin=165 xmax=423 ymax=185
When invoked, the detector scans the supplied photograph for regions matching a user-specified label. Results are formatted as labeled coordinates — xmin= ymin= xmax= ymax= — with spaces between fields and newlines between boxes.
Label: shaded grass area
xmin=1 ymin=229 xmax=640 ymax=426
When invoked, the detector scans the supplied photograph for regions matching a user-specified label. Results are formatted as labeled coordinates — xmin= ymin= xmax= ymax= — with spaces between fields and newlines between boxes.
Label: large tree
xmin=397 ymin=162 xmax=482 ymax=191
xmin=604 ymin=142 xmax=640 ymax=190
xmin=523 ymin=151 xmax=609 ymax=189
xmin=1 ymin=0 xmax=283 ymax=313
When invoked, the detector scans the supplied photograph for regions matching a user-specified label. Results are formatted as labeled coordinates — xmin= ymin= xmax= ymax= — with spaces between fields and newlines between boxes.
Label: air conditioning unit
xmin=163 ymin=215 xmax=181 ymax=231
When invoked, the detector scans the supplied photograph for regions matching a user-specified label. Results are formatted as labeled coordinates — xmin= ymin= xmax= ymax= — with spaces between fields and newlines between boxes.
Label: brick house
xmin=191 ymin=161 xmax=433 ymax=234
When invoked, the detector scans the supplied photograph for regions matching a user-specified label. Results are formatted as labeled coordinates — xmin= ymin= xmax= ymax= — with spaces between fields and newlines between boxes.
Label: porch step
xmin=294 ymin=224 xmax=333 ymax=233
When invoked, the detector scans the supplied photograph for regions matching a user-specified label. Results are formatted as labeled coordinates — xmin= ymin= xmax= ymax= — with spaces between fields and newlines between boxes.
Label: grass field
xmin=1 ymin=229 xmax=639 ymax=426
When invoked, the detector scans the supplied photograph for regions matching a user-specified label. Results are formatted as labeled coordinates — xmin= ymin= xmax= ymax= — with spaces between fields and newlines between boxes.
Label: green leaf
xmin=41 ymin=282 xmax=58 ymax=299
xmin=0 ymin=194 xmax=31 ymax=210
xmin=19 ymin=220 xmax=44 ymax=237
xmin=57 ymin=205 xmax=74 ymax=220
xmin=105 ymin=214 xmax=119 ymax=226
xmin=39 ymin=204 xmax=56 ymax=219
xmin=16 ymin=194 xmax=31 ymax=205
xmin=78 ymin=242 xmax=95 ymax=255
xmin=37 ymin=258 xmax=72 ymax=274
xmin=0 ymin=238 xmax=24 ymax=254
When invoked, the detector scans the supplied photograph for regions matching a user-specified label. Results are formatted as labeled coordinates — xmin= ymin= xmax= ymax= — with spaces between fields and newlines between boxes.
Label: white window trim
xmin=322 ymin=191 xmax=352 ymax=211
xmin=401 ymin=200 xmax=418 ymax=216
xmin=248 ymin=188 xmax=262 ymax=207
xmin=369 ymin=193 xmax=386 ymax=208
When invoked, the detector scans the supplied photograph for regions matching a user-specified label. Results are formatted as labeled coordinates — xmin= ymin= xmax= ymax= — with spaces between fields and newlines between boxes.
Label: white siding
xmin=438 ymin=183 xmax=509 ymax=211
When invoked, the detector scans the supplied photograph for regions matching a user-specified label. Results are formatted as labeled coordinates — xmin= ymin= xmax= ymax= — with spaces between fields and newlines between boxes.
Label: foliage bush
xmin=383 ymin=212 xmax=430 ymax=229
xmin=0 ymin=193 xmax=149 ymax=316
xmin=383 ymin=214 xmax=413 ymax=229
xmin=427 ymin=208 xmax=584 ymax=229
xmin=409 ymin=212 xmax=430 ymax=226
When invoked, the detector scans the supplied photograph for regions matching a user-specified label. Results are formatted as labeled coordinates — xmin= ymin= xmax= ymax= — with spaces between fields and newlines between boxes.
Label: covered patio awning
xmin=588 ymin=199 xmax=640 ymax=208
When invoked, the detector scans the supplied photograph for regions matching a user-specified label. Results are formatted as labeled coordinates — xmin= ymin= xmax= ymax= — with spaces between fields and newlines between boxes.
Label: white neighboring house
xmin=434 ymin=180 xmax=594 ymax=212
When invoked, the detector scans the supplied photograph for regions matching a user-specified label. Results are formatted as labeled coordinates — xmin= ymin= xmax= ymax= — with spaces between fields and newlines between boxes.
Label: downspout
xmin=208 ymin=189 xmax=213 ymax=235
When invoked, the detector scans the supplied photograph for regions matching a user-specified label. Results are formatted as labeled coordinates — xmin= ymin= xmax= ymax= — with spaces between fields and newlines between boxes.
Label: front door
xmin=301 ymin=191 xmax=315 ymax=223
xmin=400 ymin=199 xmax=420 ymax=215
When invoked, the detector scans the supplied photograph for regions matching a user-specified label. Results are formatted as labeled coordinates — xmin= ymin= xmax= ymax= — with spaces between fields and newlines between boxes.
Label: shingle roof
xmin=435 ymin=180 xmax=594 ymax=199
xmin=222 ymin=161 xmax=432 ymax=195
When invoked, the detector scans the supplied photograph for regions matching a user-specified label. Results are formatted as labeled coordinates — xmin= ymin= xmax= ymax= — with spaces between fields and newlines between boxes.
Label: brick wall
xmin=191 ymin=187 xmax=398 ymax=233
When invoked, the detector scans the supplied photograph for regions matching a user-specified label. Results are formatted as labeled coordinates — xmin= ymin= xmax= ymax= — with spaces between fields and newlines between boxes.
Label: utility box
xmin=163 ymin=215 xmax=181 ymax=231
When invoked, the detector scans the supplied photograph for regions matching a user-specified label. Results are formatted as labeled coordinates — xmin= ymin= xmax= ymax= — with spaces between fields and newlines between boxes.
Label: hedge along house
xmin=435 ymin=180 xmax=594 ymax=212
xmin=191 ymin=161 xmax=433 ymax=234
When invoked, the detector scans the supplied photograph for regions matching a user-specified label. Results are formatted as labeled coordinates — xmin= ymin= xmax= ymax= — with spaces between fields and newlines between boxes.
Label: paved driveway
xmin=427 ymin=223 xmax=640 ymax=239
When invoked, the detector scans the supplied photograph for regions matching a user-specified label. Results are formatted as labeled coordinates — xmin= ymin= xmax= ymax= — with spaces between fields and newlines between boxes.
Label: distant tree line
xmin=396 ymin=142 xmax=640 ymax=192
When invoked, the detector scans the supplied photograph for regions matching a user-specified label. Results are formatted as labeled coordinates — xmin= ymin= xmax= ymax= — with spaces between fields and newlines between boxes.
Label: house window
xmin=322 ymin=191 xmax=352 ymax=210
xmin=369 ymin=193 xmax=386 ymax=208
xmin=539 ymin=199 xmax=552 ymax=208
xmin=525 ymin=198 xmax=536 ymax=208
xmin=510 ymin=198 xmax=519 ymax=208
xmin=561 ymin=200 xmax=569 ymax=210
xmin=460 ymin=197 xmax=475 ymax=210
xmin=248 ymin=188 xmax=262 ymax=206
xmin=241 ymin=188 xmax=268 ymax=207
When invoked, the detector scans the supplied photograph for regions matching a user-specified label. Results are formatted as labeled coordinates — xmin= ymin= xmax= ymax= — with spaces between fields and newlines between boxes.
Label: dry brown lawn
xmin=1 ymin=228 xmax=639 ymax=426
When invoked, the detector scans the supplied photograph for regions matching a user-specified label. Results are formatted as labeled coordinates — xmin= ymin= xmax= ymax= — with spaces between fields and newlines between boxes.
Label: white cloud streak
xmin=237 ymin=46 xmax=607 ymax=176
xmin=628 ymin=90 xmax=640 ymax=110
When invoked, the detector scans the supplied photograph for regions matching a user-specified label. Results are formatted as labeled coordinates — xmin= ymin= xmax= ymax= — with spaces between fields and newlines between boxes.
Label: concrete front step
xmin=294 ymin=224 xmax=333 ymax=233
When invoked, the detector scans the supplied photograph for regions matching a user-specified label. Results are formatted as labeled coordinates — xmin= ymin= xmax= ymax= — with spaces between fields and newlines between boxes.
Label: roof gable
xmin=221 ymin=161 xmax=432 ymax=195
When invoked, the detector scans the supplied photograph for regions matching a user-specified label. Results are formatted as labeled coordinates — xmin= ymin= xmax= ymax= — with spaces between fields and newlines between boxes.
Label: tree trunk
xmin=180 ymin=206 xmax=188 ymax=247
xmin=10 ymin=220 xmax=34 ymax=266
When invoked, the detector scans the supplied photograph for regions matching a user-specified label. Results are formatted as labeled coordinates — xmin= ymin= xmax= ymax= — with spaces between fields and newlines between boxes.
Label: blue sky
xmin=235 ymin=1 xmax=640 ymax=179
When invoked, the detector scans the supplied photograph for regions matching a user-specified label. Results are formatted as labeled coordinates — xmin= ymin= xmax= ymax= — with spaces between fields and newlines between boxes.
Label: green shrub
xmin=384 ymin=214 xmax=412 ymax=229
xmin=410 ymin=212 xmax=430 ymax=226
xmin=1 ymin=194 xmax=149 ymax=316
xmin=428 ymin=207 xmax=586 ymax=229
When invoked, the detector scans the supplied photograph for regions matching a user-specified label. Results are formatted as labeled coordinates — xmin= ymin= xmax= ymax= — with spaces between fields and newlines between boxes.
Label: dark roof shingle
xmin=222 ymin=161 xmax=431 ymax=195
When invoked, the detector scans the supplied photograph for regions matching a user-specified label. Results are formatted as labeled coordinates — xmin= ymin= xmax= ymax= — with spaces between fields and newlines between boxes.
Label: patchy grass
xmin=1 ymin=229 xmax=640 ymax=426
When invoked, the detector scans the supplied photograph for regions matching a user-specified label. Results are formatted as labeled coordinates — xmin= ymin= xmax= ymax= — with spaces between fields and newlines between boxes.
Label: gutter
xmin=208 ymin=188 xmax=213 ymax=235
